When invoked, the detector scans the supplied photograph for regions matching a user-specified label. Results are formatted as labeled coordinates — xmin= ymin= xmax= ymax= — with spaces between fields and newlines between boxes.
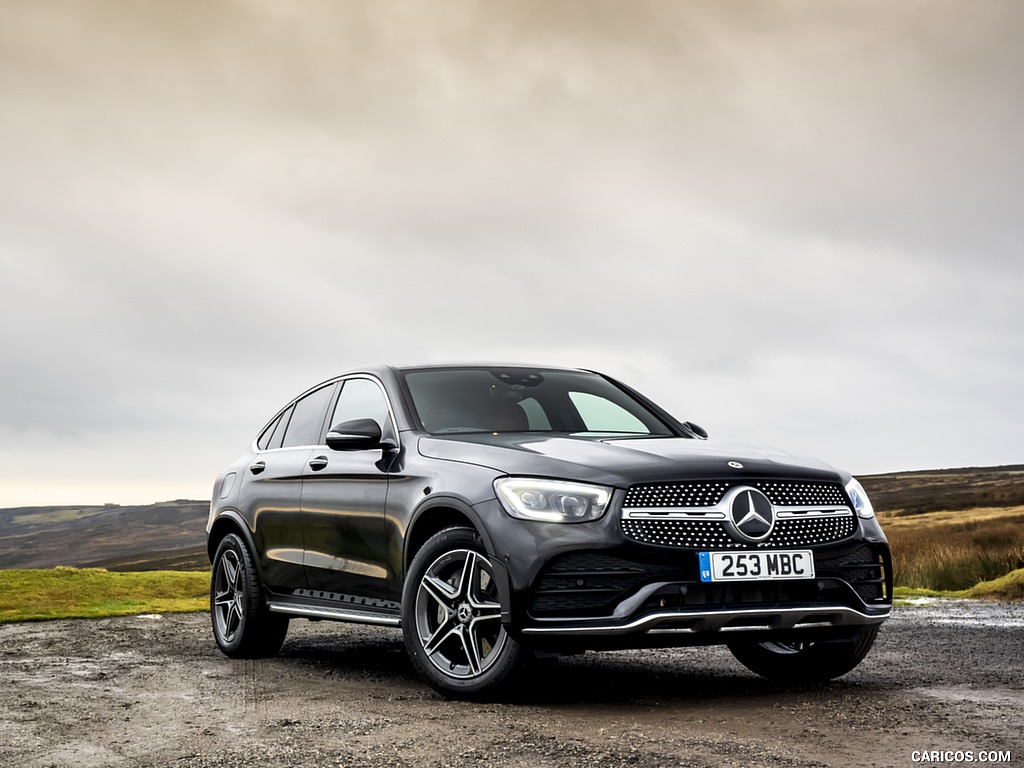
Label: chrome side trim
xmin=624 ymin=509 xmax=728 ymax=520
xmin=776 ymin=506 xmax=853 ymax=518
xmin=520 ymin=605 xmax=889 ymax=637
xmin=266 ymin=602 xmax=401 ymax=627
xmin=623 ymin=504 xmax=852 ymax=521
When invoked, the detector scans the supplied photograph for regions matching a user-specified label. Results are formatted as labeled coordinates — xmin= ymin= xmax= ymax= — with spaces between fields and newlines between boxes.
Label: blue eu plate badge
xmin=699 ymin=551 xmax=712 ymax=583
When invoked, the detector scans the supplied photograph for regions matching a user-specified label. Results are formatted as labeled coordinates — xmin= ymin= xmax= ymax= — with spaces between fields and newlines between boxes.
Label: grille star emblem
xmin=724 ymin=486 xmax=775 ymax=543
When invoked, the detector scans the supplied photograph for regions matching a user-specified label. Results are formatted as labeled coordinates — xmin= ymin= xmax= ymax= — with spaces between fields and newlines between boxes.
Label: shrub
xmin=884 ymin=512 xmax=1024 ymax=591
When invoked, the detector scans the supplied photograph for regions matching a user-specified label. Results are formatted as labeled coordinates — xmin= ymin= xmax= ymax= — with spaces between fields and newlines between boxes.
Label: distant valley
xmin=1 ymin=464 xmax=1022 ymax=572
xmin=0 ymin=500 xmax=210 ymax=571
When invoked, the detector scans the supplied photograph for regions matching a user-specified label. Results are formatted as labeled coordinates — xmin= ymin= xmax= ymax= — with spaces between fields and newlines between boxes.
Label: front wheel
xmin=402 ymin=528 xmax=525 ymax=699
xmin=727 ymin=625 xmax=880 ymax=683
xmin=210 ymin=532 xmax=289 ymax=658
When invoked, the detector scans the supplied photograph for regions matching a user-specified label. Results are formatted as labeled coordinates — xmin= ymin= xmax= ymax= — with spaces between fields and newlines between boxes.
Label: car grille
xmin=623 ymin=479 xmax=849 ymax=508
xmin=621 ymin=478 xmax=855 ymax=549
xmin=620 ymin=515 xmax=856 ymax=549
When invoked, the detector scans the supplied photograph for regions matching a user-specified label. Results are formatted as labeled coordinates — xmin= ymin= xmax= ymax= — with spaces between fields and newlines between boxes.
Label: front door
xmin=300 ymin=377 xmax=394 ymax=599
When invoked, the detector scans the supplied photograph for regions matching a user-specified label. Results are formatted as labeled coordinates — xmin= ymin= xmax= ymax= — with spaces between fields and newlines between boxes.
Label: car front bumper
xmin=474 ymin=496 xmax=892 ymax=648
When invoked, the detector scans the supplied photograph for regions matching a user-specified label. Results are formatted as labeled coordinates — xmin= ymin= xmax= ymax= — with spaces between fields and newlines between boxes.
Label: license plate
xmin=699 ymin=550 xmax=815 ymax=582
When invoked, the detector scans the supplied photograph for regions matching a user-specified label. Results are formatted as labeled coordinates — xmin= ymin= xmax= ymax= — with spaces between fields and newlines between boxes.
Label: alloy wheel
xmin=213 ymin=548 xmax=246 ymax=644
xmin=413 ymin=549 xmax=506 ymax=679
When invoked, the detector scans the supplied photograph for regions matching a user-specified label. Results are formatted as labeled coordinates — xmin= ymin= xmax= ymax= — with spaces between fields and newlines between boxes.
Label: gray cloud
xmin=1 ymin=0 xmax=1022 ymax=504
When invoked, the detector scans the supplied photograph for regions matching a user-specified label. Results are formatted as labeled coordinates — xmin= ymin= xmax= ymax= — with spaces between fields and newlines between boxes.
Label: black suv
xmin=207 ymin=364 xmax=891 ymax=697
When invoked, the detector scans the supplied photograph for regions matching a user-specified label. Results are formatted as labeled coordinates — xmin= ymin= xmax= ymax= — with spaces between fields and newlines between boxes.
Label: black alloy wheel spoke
xmin=214 ymin=552 xmax=245 ymax=642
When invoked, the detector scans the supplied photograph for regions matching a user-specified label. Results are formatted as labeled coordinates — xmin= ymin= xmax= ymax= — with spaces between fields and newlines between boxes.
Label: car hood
xmin=416 ymin=433 xmax=846 ymax=488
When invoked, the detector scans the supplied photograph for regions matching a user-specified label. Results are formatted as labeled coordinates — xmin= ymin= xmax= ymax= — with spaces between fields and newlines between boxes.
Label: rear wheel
xmin=402 ymin=528 xmax=525 ymax=699
xmin=210 ymin=533 xmax=289 ymax=658
xmin=727 ymin=625 xmax=880 ymax=683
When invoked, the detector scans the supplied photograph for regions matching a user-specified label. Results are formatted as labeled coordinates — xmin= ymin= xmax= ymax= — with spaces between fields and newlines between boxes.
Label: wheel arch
xmin=403 ymin=497 xmax=492 ymax=578
xmin=207 ymin=510 xmax=258 ymax=567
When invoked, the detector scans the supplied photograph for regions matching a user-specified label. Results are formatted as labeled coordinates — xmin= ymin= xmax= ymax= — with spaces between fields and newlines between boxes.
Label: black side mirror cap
xmin=326 ymin=418 xmax=383 ymax=451
xmin=683 ymin=421 xmax=708 ymax=439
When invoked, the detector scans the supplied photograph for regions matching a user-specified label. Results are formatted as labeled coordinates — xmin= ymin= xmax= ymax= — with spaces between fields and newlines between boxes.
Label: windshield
xmin=401 ymin=367 xmax=676 ymax=437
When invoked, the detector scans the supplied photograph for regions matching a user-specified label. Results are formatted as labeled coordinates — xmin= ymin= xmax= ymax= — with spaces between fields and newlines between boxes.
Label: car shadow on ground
xmin=507 ymin=652 xmax=890 ymax=707
xmin=270 ymin=627 xmax=894 ymax=706
xmin=275 ymin=629 xmax=425 ymax=688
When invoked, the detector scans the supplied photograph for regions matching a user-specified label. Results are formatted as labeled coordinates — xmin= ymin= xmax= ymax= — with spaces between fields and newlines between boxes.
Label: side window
xmin=330 ymin=378 xmax=391 ymax=431
xmin=281 ymin=385 xmax=336 ymax=448
xmin=257 ymin=413 xmax=283 ymax=451
xmin=265 ymin=406 xmax=293 ymax=450
xmin=568 ymin=391 xmax=650 ymax=434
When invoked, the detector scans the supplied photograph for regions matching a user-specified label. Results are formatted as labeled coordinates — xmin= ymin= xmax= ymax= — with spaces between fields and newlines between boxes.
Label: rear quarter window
xmin=281 ymin=385 xmax=336 ymax=447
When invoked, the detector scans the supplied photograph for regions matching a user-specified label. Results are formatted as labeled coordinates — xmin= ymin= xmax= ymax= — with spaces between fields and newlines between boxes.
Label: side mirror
xmin=683 ymin=421 xmax=708 ymax=439
xmin=326 ymin=418 xmax=383 ymax=451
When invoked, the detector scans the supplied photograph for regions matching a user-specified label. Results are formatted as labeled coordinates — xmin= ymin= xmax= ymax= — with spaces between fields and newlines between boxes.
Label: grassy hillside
xmin=859 ymin=464 xmax=1024 ymax=516
xmin=0 ymin=567 xmax=208 ymax=623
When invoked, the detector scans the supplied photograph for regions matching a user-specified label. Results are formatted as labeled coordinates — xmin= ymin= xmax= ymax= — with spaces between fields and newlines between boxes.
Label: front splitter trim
xmin=520 ymin=604 xmax=890 ymax=637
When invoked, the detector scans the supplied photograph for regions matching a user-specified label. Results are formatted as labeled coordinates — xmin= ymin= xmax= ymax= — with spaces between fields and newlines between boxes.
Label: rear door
xmin=240 ymin=383 xmax=337 ymax=591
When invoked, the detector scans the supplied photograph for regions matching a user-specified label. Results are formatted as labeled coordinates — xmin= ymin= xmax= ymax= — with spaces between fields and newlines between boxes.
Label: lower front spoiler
xmin=520 ymin=604 xmax=890 ymax=638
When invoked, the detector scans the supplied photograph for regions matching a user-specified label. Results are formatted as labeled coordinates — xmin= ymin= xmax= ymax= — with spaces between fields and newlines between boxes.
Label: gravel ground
xmin=1 ymin=600 xmax=1021 ymax=768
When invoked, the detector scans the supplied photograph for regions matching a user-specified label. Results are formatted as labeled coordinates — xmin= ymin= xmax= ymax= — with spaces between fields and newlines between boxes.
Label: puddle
xmin=892 ymin=599 xmax=1024 ymax=628
xmin=916 ymin=686 xmax=1024 ymax=707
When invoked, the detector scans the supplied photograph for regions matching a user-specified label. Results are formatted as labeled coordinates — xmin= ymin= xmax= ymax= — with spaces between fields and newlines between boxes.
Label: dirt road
xmin=1 ymin=600 xmax=1021 ymax=768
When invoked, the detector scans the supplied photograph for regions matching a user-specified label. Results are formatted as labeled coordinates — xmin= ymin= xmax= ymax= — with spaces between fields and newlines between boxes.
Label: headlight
xmin=845 ymin=477 xmax=876 ymax=519
xmin=494 ymin=478 xmax=612 ymax=523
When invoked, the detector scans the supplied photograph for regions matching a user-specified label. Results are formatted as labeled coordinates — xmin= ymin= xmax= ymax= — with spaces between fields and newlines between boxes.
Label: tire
xmin=402 ymin=528 xmax=525 ymax=699
xmin=210 ymin=532 xmax=289 ymax=659
xmin=727 ymin=625 xmax=880 ymax=684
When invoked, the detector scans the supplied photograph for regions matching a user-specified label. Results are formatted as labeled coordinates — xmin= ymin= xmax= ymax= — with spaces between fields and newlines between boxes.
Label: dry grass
xmin=880 ymin=506 xmax=1024 ymax=591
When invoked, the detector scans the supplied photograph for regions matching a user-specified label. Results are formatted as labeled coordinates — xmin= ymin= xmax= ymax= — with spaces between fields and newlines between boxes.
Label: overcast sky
xmin=2 ymin=1 xmax=1022 ymax=506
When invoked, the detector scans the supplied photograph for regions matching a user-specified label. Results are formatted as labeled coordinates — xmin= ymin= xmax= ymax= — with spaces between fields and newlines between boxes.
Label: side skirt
xmin=266 ymin=592 xmax=401 ymax=627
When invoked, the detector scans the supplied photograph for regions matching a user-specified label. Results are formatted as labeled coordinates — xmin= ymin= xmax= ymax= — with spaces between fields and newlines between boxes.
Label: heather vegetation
xmin=881 ymin=507 xmax=1024 ymax=594
xmin=861 ymin=466 xmax=1024 ymax=599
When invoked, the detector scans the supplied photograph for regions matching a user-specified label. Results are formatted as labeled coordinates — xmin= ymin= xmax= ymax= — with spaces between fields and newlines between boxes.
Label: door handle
xmin=309 ymin=455 xmax=329 ymax=471
xmin=249 ymin=461 xmax=266 ymax=475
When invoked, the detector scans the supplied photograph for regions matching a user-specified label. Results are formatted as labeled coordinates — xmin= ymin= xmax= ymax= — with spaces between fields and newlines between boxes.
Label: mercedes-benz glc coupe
xmin=207 ymin=364 xmax=891 ymax=698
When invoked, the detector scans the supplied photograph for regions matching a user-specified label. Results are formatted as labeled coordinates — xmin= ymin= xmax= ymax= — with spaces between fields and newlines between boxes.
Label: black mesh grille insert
xmin=816 ymin=545 xmax=888 ymax=603
xmin=753 ymin=480 xmax=848 ymax=507
xmin=624 ymin=482 xmax=731 ymax=508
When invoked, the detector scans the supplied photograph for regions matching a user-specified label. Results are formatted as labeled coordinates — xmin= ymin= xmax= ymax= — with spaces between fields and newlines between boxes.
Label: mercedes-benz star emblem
xmin=724 ymin=486 xmax=774 ymax=543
